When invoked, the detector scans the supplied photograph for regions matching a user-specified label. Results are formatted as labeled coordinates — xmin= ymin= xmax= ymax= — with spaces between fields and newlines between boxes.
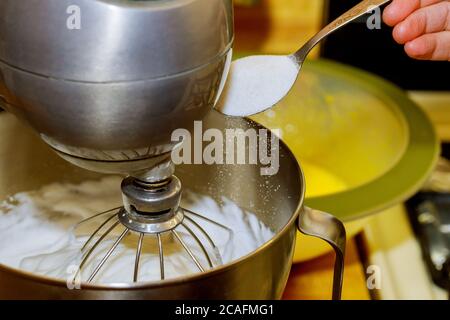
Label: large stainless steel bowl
xmin=0 ymin=111 xmax=344 ymax=299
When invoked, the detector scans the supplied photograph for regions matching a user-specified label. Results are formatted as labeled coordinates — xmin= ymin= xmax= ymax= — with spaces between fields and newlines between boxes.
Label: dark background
xmin=321 ymin=0 xmax=450 ymax=91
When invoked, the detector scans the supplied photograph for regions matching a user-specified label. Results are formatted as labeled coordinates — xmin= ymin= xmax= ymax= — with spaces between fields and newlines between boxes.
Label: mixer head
xmin=0 ymin=0 xmax=234 ymax=177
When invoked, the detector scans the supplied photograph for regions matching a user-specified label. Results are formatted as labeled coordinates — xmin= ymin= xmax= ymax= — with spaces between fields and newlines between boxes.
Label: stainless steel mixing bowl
xmin=0 ymin=111 xmax=345 ymax=299
xmin=0 ymin=0 xmax=234 ymax=174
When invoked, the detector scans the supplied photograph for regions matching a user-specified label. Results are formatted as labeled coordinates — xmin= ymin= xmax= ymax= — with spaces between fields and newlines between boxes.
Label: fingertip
xmin=393 ymin=22 xmax=409 ymax=44
xmin=382 ymin=4 xmax=398 ymax=26
xmin=382 ymin=0 xmax=420 ymax=26
xmin=404 ymin=39 xmax=430 ymax=60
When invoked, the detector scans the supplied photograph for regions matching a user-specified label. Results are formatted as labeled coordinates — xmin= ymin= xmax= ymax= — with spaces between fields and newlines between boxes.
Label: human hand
xmin=383 ymin=0 xmax=450 ymax=61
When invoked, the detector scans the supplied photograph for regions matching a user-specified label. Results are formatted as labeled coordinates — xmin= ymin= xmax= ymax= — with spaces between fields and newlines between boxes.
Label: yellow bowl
xmin=251 ymin=59 xmax=439 ymax=261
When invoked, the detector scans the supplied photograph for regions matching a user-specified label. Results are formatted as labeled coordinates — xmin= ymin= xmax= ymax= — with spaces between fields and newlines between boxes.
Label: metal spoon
xmin=215 ymin=0 xmax=391 ymax=117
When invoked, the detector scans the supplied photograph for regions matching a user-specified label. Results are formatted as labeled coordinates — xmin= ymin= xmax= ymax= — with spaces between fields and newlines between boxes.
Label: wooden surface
xmin=234 ymin=0 xmax=324 ymax=56
xmin=283 ymin=239 xmax=371 ymax=300
xmin=409 ymin=92 xmax=450 ymax=142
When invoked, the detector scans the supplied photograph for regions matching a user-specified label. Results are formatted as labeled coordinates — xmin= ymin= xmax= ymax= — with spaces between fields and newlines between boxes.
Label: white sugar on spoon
xmin=216 ymin=55 xmax=299 ymax=117
xmin=215 ymin=0 xmax=391 ymax=117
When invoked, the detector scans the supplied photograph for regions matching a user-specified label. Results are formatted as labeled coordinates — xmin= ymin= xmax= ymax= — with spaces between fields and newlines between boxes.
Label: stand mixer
xmin=0 ymin=0 xmax=233 ymax=174
xmin=0 ymin=0 xmax=346 ymax=299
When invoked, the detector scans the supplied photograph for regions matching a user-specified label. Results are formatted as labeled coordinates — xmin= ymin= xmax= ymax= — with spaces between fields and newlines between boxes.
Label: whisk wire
xmin=184 ymin=215 xmax=219 ymax=251
xmin=74 ymin=207 xmax=121 ymax=230
xmin=182 ymin=207 xmax=232 ymax=233
xmin=134 ymin=233 xmax=144 ymax=282
xmin=172 ymin=230 xmax=205 ymax=272
xmin=81 ymin=213 xmax=118 ymax=252
xmin=157 ymin=233 xmax=165 ymax=280
xmin=79 ymin=220 xmax=120 ymax=271
xmin=181 ymin=222 xmax=213 ymax=268
xmin=88 ymin=228 xmax=130 ymax=283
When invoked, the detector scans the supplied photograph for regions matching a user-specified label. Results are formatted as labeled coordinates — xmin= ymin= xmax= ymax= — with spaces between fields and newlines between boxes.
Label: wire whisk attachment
xmin=70 ymin=175 xmax=232 ymax=283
